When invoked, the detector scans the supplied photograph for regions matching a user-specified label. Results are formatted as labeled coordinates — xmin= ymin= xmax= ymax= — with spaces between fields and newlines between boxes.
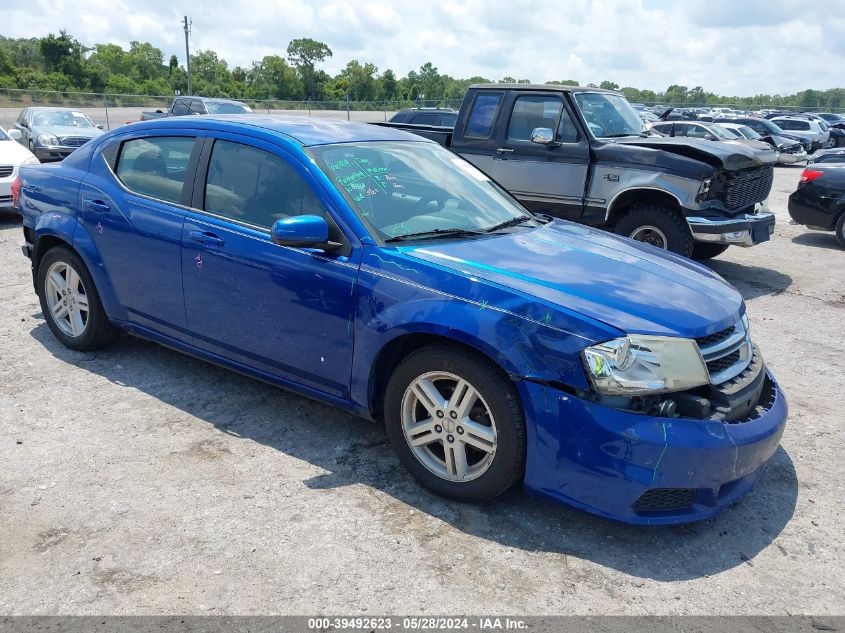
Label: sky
xmin=2 ymin=0 xmax=844 ymax=96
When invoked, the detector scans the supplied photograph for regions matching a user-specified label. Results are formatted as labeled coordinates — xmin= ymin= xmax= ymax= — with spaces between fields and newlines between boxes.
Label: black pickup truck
xmin=379 ymin=84 xmax=777 ymax=259
xmin=140 ymin=97 xmax=253 ymax=121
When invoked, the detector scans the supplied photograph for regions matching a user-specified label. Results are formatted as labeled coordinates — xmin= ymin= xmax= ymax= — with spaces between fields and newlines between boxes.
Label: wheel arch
xmin=366 ymin=331 xmax=520 ymax=420
xmin=606 ymin=187 xmax=683 ymax=226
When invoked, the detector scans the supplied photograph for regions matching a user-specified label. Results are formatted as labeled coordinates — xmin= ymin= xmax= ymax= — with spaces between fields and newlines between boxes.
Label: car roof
xmin=470 ymin=83 xmax=619 ymax=94
xmin=120 ymin=114 xmax=429 ymax=147
xmin=26 ymin=106 xmax=87 ymax=112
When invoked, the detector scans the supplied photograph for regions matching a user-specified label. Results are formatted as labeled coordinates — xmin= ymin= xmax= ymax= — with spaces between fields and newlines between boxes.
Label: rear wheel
xmin=615 ymin=203 xmax=694 ymax=257
xmin=37 ymin=246 xmax=119 ymax=350
xmin=384 ymin=344 xmax=526 ymax=501
xmin=691 ymin=242 xmax=730 ymax=260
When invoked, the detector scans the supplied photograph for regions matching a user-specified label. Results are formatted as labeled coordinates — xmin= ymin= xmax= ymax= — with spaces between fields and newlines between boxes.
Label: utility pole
xmin=183 ymin=16 xmax=192 ymax=96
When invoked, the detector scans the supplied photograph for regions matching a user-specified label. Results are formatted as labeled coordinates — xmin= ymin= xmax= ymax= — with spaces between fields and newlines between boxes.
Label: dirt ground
xmin=0 ymin=164 xmax=843 ymax=616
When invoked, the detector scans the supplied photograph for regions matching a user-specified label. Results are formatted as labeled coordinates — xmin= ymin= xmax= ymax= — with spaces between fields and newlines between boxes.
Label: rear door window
xmin=410 ymin=113 xmax=439 ymax=125
xmin=203 ymin=140 xmax=326 ymax=229
xmin=464 ymin=93 xmax=502 ymax=138
xmin=115 ymin=137 xmax=196 ymax=204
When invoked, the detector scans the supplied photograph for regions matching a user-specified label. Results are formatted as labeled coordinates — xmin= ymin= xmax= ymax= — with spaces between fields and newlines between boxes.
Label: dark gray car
xmin=11 ymin=107 xmax=104 ymax=162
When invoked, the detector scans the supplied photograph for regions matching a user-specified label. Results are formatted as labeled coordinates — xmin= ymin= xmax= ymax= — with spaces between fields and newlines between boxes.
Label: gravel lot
xmin=0 ymin=165 xmax=843 ymax=616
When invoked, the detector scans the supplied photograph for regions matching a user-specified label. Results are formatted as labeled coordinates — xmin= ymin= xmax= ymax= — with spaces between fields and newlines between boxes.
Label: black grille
xmin=707 ymin=349 xmax=741 ymax=374
xmin=695 ymin=325 xmax=735 ymax=348
xmin=0 ymin=165 xmax=12 ymax=178
xmin=59 ymin=136 xmax=90 ymax=148
xmin=724 ymin=165 xmax=774 ymax=211
xmin=633 ymin=489 xmax=696 ymax=512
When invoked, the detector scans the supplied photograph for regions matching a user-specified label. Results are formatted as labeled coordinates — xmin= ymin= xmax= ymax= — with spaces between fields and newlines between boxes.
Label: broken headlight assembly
xmin=582 ymin=335 xmax=709 ymax=396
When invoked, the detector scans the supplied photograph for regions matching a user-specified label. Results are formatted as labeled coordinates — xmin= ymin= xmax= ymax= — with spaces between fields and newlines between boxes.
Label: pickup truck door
xmin=459 ymin=91 xmax=590 ymax=219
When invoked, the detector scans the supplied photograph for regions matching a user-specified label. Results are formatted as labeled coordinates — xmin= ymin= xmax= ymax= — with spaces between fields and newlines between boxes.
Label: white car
xmin=1 ymin=128 xmax=39 ymax=213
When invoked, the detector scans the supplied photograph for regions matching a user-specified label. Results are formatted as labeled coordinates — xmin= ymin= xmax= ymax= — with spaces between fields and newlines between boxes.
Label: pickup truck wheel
xmin=37 ymin=246 xmax=119 ymax=351
xmin=615 ymin=204 xmax=694 ymax=257
xmin=384 ymin=344 xmax=526 ymax=501
xmin=835 ymin=213 xmax=845 ymax=249
xmin=691 ymin=243 xmax=729 ymax=260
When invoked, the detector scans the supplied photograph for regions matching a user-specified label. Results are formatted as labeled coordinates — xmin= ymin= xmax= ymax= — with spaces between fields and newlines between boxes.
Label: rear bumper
xmin=687 ymin=208 xmax=776 ymax=246
xmin=788 ymin=189 xmax=838 ymax=231
xmin=520 ymin=369 xmax=787 ymax=525
xmin=778 ymin=149 xmax=807 ymax=164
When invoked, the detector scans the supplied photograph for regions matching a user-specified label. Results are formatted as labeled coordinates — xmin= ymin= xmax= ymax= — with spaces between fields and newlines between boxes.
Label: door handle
xmin=189 ymin=230 xmax=225 ymax=246
xmin=495 ymin=147 xmax=514 ymax=155
xmin=83 ymin=199 xmax=110 ymax=213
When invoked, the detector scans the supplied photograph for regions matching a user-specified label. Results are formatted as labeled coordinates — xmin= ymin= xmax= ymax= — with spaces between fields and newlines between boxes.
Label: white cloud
xmin=1 ymin=0 xmax=844 ymax=95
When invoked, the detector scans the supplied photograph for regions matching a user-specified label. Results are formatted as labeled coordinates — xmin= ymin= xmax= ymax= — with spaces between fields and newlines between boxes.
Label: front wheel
xmin=384 ymin=344 xmax=526 ymax=501
xmin=615 ymin=203 xmax=694 ymax=257
xmin=691 ymin=242 xmax=730 ymax=260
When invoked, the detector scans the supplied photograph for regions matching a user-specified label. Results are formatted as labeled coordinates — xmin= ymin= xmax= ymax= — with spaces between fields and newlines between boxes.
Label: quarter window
xmin=464 ymin=93 xmax=502 ymax=138
xmin=115 ymin=137 xmax=196 ymax=204
xmin=204 ymin=140 xmax=325 ymax=229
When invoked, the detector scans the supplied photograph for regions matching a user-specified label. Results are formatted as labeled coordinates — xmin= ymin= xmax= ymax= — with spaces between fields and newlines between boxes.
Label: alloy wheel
xmin=400 ymin=371 xmax=497 ymax=482
xmin=44 ymin=261 xmax=89 ymax=337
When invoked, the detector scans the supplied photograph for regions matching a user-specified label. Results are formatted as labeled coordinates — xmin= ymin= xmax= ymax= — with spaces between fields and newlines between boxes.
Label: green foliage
xmin=0 ymin=31 xmax=843 ymax=112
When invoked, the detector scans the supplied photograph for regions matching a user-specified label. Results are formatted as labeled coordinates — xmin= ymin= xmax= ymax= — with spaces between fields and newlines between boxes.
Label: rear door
xmin=180 ymin=134 xmax=359 ymax=398
xmin=475 ymin=91 xmax=590 ymax=218
xmin=78 ymin=131 xmax=203 ymax=340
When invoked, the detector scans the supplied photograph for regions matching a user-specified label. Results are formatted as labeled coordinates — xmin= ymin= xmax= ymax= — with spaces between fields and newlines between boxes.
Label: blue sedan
xmin=15 ymin=115 xmax=787 ymax=524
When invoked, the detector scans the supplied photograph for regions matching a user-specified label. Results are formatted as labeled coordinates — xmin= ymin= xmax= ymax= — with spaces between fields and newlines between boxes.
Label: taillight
xmin=799 ymin=168 xmax=824 ymax=184
xmin=11 ymin=175 xmax=21 ymax=209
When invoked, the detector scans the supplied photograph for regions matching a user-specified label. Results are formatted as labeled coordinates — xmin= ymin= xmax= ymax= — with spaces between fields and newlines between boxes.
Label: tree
xmin=378 ymin=68 xmax=398 ymax=101
xmin=127 ymin=41 xmax=164 ymax=82
xmin=247 ymin=55 xmax=302 ymax=100
xmin=599 ymin=80 xmax=619 ymax=91
xmin=334 ymin=60 xmax=378 ymax=101
xmin=39 ymin=31 xmax=88 ymax=88
xmin=169 ymin=55 xmax=178 ymax=75
xmin=286 ymin=38 xmax=332 ymax=99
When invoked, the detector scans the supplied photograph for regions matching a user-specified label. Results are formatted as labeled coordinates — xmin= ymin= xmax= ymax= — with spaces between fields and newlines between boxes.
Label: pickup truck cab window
xmin=171 ymin=100 xmax=189 ymax=116
xmin=188 ymin=100 xmax=206 ymax=115
xmin=115 ymin=136 xmax=196 ymax=204
xmin=204 ymin=140 xmax=326 ymax=228
xmin=464 ymin=93 xmax=503 ymax=138
xmin=506 ymin=95 xmax=580 ymax=143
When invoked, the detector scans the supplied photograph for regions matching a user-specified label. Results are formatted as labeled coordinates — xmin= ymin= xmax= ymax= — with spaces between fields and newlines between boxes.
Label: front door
xmin=476 ymin=93 xmax=590 ymax=218
xmin=181 ymin=135 xmax=358 ymax=398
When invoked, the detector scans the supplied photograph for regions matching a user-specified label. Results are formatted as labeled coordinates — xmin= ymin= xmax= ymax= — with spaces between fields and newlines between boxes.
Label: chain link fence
xmin=0 ymin=87 xmax=839 ymax=132
xmin=0 ymin=88 xmax=465 ymax=131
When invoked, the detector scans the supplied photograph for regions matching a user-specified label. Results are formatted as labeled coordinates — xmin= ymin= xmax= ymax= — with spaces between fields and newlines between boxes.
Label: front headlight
xmin=37 ymin=134 xmax=59 ymax=146
xmin=582 ymin=335 xmax=709 ymax=395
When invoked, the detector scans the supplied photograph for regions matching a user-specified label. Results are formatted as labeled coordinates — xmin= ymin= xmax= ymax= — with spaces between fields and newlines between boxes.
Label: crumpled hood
xmin=607 ymin=136 xmax=773 ymax=171
xmin=401 ymin=221 xmax=743 ymax=338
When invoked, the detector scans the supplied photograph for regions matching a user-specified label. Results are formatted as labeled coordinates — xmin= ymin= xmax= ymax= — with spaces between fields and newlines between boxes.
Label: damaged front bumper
xmin=687 ymin=207 xmax=775 ymax=247
xmin=518 ymin=370 xmax=787 ymax=525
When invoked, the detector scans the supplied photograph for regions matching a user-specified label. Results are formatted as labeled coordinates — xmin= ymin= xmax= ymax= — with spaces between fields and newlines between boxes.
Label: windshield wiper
xmin=483 ymin=216 xmax=535 ymax=233
xmin=384 ymin=228 xmax=487 ymax=243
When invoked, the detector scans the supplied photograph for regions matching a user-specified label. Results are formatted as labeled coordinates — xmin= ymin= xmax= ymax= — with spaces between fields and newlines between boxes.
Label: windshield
xmin=738 ymin=125 xmax=761 ymax=139
xmin=307 ymin=141 xmax=533 ymax=241
xmin=573 ymin=92 xmax=645 ymax=138
xmin=31 ymin=110 xmax=94 ymax=128
xmin=710 ymin=124 xmax=740 ymax=140
xmin=206 ymin=102 xmax=252 ymax=114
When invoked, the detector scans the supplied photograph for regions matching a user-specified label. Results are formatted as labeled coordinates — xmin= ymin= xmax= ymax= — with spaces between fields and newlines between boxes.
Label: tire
xmin=37 ymin=246 xmax=119 ymax=351
xmin=384 ymin=344 xmax=526 ymax=502
xmin=615 ymin=203 xmax=694 ymax=257
xmin=835 ymin=213 xmax=845 ymax=249
xmin=691 ymin=242 xmax=729 ymax=260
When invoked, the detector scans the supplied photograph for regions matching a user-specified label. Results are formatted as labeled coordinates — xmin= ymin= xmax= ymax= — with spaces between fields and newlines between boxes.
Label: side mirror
xmin=96 ymin=124 xmax=104 ymax=130
xmin=704 ymin=134 xmax=716 ymax=141
xmin=8 ymin=129 xmax=22 ymax=141
xmin=19 ymin=122 xmax=28 ymax=129
xmin=270 ymin=215 xmax=341 ymax=251
xmin=530 ymin=127 xmax=556 ymax=145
